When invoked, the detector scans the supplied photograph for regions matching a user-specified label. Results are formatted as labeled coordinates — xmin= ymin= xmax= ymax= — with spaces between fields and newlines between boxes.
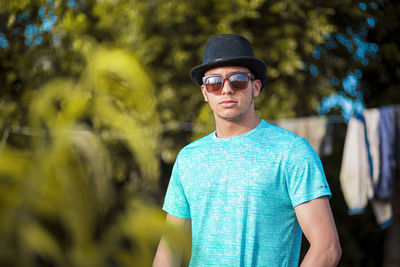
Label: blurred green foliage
xmin=0 ymin=40 xmax=188 ymax=266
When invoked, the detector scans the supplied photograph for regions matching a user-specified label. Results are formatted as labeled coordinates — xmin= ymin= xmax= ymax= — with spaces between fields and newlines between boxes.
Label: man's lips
xmin=219 ymin=99 xmax=237 ymax=108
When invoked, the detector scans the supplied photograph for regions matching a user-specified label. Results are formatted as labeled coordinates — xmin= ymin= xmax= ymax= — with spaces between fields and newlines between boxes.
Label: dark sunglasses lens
xmin=206 ymin=77 xmax=223 ymax=92
xmin=229 ymin=74 xmax=249 ymax=89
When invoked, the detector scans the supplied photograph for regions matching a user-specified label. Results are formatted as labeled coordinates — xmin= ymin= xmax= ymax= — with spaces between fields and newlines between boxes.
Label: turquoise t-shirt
xmin=163 ymin=119 xmax=331 ymax=266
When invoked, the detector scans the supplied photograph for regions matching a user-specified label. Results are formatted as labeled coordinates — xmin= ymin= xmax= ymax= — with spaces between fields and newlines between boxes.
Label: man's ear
xmin=201 ymin=85 xmax=209 ymax=102
xmin=253 ymin=80 xmax=262 ymax=97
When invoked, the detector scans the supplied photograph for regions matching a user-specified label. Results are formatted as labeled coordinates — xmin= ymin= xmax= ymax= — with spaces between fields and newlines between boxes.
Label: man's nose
xmin=220 ymin=79 xmax=234 ymax=95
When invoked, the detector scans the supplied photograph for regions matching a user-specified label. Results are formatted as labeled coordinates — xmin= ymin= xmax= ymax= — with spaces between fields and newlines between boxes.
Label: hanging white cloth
xmin=339 ymin=116 xmax=374 ymax=214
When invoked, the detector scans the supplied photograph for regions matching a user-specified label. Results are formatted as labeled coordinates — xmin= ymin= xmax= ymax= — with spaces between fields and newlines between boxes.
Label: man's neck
xmin=215 ymin=115 xmax=260 ymax=139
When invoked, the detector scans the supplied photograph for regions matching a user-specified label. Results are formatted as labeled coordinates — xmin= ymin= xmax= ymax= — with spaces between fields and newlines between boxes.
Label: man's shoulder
xmin=256 ymin=120 xmax=304 ymax=144
xmin=253 ymin=120 xmax=319 ymax=159
xmin=178 ymin=132 xmax=215 ymax=156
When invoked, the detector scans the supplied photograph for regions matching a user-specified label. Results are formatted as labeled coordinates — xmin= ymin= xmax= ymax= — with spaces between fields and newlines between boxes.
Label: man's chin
xmin=217 ymin=112 xmax=244 ymax=122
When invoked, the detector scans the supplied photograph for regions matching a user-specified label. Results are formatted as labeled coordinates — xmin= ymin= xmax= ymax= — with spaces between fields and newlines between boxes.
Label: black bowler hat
xmin=190 ymin=34 xmax=267 ymax=89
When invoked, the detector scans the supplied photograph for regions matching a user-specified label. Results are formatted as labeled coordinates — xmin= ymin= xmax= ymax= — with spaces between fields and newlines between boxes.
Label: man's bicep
xmin=163 ymin=213 xmax=191 ymax=250
xmin=294 ymin=196 xmax=338 ymax=245
xmin=166 ymin=213 xmax=191 ymax=231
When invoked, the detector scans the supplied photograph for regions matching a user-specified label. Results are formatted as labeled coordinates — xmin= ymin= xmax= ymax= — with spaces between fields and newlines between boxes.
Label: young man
xmin=153 ymin=34 xmax=341 ymax=266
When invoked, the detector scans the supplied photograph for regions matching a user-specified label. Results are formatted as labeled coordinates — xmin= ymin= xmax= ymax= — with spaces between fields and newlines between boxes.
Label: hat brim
xmin=190 ymin=57 xmax=267 ymax=89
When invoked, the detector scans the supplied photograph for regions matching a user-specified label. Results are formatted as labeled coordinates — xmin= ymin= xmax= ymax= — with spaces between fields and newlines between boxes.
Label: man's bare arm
xmin=153 ymin=213 xmax=191 ymax=267
xmin=295 ymin=196 xmax=342 ymax=267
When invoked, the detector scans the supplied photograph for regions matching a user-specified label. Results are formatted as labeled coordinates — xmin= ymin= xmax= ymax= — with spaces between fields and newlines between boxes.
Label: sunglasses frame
xmin=202 ymin=72 xmax=255 ymax=93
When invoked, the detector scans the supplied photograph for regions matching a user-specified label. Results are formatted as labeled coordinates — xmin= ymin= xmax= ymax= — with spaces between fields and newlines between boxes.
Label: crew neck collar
xmin=213 ymin=119 xmax=265 ymax=141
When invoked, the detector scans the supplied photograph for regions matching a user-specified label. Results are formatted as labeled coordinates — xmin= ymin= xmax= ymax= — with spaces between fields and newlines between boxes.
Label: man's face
xmin=201 ymin=66 xmax=262 ymax=123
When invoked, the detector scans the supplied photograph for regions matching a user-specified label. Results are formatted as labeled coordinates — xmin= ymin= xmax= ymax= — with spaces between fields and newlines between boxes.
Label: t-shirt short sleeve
xmin=162 ymin=158 xmax=191 ymax=218
xmin=285 ymin=137 xmax=331 ymax=207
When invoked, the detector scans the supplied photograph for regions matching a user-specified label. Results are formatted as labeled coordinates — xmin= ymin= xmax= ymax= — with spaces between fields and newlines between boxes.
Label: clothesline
xmin=0 ymin=115 xmax=344 ymax=155
xmin=2 ymin=109 xmax=398 ymax=229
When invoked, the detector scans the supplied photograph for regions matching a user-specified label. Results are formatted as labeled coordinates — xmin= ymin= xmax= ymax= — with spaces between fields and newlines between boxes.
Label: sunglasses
xmin=202 ymin=72 xmax=255 ymax=93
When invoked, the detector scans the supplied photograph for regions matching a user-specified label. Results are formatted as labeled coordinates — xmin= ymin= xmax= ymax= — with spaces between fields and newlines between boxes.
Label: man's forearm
xmin=300 ymin=242 xmax=342 ymax=267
